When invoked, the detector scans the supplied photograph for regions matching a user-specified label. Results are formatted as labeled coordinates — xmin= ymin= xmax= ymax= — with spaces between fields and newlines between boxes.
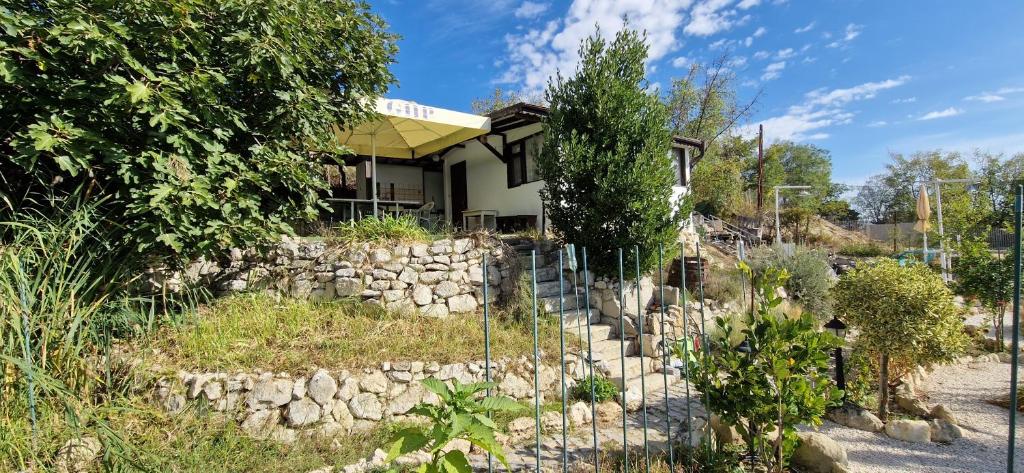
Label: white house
xmin=328 ymin=102 xmax=704 ymax=232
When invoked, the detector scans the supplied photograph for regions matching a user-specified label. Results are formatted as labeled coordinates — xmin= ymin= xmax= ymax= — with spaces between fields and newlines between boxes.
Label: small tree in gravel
xmin=537 ymin=26 xmax=680 ymax=275
xmin=954 ymin=237 xmax=1014 ymax=350
xmin=833 ymin=259 xmax=968 ymax=420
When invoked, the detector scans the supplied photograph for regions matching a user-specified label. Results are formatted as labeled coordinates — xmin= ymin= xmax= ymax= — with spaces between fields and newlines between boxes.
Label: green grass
xmin=0 ymin=397 xmax=393 ymax=472
xmin=318 ymin=215 xmax=436 ymax=245
xmin=139 ymin=293 xmax=577 ymax=373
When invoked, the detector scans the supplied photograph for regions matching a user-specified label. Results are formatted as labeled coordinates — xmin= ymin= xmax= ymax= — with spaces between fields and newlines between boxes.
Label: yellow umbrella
xmin=332 ymin=98 xmax=491 ymax=216
xmin=914 ymin=184 xmax=930 ymax=261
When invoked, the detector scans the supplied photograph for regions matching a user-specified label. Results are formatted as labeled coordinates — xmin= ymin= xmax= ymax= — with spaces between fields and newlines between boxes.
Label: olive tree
xmin=538 ymin=27 xmax=679 ymax=275
xmin=1 ymin=0 xmax=397 ymax=262
xmin=833 ymin=259 xmax=968 ymax=419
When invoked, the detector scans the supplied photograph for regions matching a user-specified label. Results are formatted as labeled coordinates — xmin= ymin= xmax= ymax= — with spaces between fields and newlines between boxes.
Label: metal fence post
xmin=582 ymin=247 xmax=599 ymax=472
xmin=694 ymin=239 xmax=712 ymax=466
xmin=483 ymin=254 xmax=493 ymax=473
xmin=679 ymin=241 xmax=693 ymax=466
xmin=658 ymin=243 xmax=674 ymax=471
xmin=1009 ymin=185 xmax=1022 ymax=473
xmin=618 ymin=248 xmax=629 ymax=471
xmin=558 ymin=250 xmax=569 ymax=472
xmin=532 ymin=250 xmax=542 ymax=472
xmin=634 ymin=246 xmax=650 ymax=470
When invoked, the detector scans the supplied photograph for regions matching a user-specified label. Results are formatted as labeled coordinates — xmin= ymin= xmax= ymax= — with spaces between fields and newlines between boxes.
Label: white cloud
xmin=728 ymin=55 xmax=748 ymax=68
xmin=793 ymin=21 xmax=815 ymax=33
xmin=742 ymin=26 xmax=766 ymax=47
xmin=964 ymin=87 xmax=1024 ymax=103
xmin=891 ymin=97 xmax=917 ymax=104
xmin=802 ymin=56 xmax=817 ymax=64
xmin=826 ymin=23 xmax=862 ymax=48
xmin=671 ymin=56 xmax=691 ymax=68
xmin=775 ymin=48 xmax=795 ymax=60
xmin=867 ymin=120 xmax=888 ymax=127
xmin=685 ymin=0 xmax=741 ymax=36
xmin=709 ymin=38 xmax=733 ymax=50
xmin=737 ymin=0 xmax=761 ymax=9
xmin=737 ymin=75 xmax=910 ymax=142
xmin=918 ymin=107 xmax=963 ymax=121
xmin=753 ymin=50 xmax=772 ymax=60
xmin=514 ymin=1 xmax=550 ymax=18
xmin=965 ymin=93 xmax=1005 ymax=103
xmin=761 ymin=61 xmax=786 ymax=81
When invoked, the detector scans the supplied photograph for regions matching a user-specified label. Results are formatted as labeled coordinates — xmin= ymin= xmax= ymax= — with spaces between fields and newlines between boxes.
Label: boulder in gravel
xmin=885 ymin=419 xmax=931 ymax=443
xmin=929 ymin=419 xmax=964 ymax=443
xmin=896 ymin=394 xmax=931 ymax=417
xmin=828 ymin=404 xmax=883 ymax=432
xmin=792 ymin=432 xmax=849 ymax=473
xmin=930 ymin=404 xmax=958 ymax=425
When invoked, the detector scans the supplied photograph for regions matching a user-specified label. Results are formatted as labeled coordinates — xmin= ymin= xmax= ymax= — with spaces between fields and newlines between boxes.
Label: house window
xmin=506 ymin=135 xmax=542 ymax=188
xmin=673 ymin=147 xmax=689 ymax=187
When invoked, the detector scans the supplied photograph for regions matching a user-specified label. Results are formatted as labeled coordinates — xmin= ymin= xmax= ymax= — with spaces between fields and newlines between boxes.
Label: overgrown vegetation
xmin=538 ymin=26 xmax=680 ymax=275
xmin=323 ymin=215 xmax=435 ymax=245
xmin=686 ymin=265 xmax=840 ymax=471
xmin=748 ymin=245 xmax=835 ymax=318
xmin=1 ymin=0 xmax=397 ymax=260
xmin=837 ymin=241 xmax=888 ymax=257
xmin=570 ymin=374 xmax=619 ymax=403
xmin=833 ymin=259 xmax=968 ymax=420
xmin=141 ymin=293 xmax=576 ymax=373
xmin=386 ymin=378 xmax=521 ymax=472
xmin=700 ymin=265 xmax=747 ymax=304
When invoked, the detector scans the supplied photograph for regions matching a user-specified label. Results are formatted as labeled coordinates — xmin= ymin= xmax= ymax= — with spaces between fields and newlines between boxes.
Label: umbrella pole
xmin=371 ymin=133 xmax=378 ymax=218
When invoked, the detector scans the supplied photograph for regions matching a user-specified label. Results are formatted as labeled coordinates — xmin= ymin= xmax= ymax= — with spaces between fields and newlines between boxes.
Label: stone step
xmin=534 ymin=267 xmax=560 ymax=283
xmin=622 ymin=371 xmax=680 ymax=395
xmin=517 ymin=254 xmax=548 ymax=269
xmin=552 ymin=308 xmax=601 ymax=330
xmin=591 ymin=338 xmax=639 ymax=359
xmin=534 ymin=280 xmax=574 ymax=298
xmin=608 ymin=357 xmax=646 ymax=389
xmin=563 ymin=320 xmax=613 ymax=342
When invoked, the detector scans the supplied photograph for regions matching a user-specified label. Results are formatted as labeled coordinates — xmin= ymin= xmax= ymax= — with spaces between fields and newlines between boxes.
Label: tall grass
xmin=322 ymin=215 xmax=434 ymax=245
xmin=0 ymin=202 xmax=198 ymax=470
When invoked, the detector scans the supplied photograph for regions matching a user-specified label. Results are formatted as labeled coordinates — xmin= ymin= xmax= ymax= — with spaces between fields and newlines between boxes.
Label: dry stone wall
xmin=156 ymin=236 xmax=516 ymax=316
xmin=155 ymin=355 xmax=587 ymax=443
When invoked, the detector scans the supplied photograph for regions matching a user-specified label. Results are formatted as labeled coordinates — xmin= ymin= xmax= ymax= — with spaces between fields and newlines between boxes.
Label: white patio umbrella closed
xmin=332 ymin=98 xmax=490 ymax=216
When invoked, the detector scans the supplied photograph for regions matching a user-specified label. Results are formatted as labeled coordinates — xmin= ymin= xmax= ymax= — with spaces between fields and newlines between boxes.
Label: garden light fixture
xmin=824 ymin=316 xmax=848 ymax=400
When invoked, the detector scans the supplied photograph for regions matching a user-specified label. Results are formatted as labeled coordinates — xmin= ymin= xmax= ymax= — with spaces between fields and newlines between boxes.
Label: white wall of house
xmin=443 ymin=123 xmax=547 ymax=230
xmin=356 ymin=162 xmax=425 ymax=202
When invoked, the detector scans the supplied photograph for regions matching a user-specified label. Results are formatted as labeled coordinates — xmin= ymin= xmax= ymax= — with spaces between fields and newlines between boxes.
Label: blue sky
xmin=372 ymin=0 xmax=1024 ymax=184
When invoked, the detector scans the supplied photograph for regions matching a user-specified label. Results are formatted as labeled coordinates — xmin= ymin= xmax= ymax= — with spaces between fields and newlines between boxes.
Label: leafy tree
xmin=853 ymin=174 xmax=899 ymax=224
xmin=470 ymin=87 xmax=543 ymax=114
xmin=973 ymin=151 xmax=1024 ymax=229
xmin=748 ymin=245 xmax=835 ymax=318
xmin=538 ymin=26 xmax=678 ymax=274
xmin=386 ymin=378 xmax=522 ymax=472
xmin=954 ymin=237 xmax=1014 ymax=349
xmin=690 ymin=150 xmax=745 ymax=217
xmin=0 ymin=0 xmax=397 ymax=261
xmin=686 ymin=266 xmax=840 ymax=470
xmin=833 ymin=259 xmax=968 ymax=420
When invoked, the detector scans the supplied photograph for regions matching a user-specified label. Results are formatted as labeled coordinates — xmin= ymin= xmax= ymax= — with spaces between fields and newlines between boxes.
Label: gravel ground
xmin=815 ymin=359 xmax=1024 ymax=472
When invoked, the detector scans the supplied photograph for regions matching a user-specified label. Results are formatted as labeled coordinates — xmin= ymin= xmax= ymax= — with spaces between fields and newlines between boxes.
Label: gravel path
xmin=817 ymin=359 xmax=1024 ymax=472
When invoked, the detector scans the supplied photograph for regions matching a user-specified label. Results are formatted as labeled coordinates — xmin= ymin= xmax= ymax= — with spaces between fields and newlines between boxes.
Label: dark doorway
xmin=450 ymin=161 xmax=468 ymax=228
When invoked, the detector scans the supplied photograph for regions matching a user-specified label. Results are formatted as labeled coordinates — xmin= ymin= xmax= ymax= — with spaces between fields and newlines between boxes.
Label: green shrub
xmin=324 ymin=215 xmax=433 ymax=245
xmin=386 ymin=378 xmax=522 ymax=472
xmin=701 ymin=265 xmax=747 ymax=304
xmin=837 ymin=242 xmax=888 ymax=257
xmin=953 ymin=237 xmax=1014 ymax=349
xmin=748 ymin=245 xmax=834 ymax=318
xmin=833 ymin=259 xmax=968 ymax=420
xmin=571 ymin=375 xmax=619 ymax=403
xmin=1 ymin=0 xmax=397 ymax=261
xmin=685 ymin=266 xmax=840 ymax=470
xmin=537 ymin=26 xmax=680 ymax=276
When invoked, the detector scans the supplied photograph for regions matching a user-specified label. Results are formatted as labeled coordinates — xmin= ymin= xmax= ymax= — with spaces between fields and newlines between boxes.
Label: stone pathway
xmin=473 ymin=381 xmax=708 ymax=471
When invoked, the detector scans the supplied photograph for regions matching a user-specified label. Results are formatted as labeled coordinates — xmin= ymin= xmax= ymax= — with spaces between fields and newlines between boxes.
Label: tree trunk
xmin=879 ymin=353 xmax=890 ymax=421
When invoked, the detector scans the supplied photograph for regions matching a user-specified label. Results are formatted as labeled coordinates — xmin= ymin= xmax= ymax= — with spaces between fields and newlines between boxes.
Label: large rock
xmin=55 ymin=437 xmax=102 ymax=473
xmin=792 ymin=432 xmax=849 ymax=473
xmin=330 ymin=399 xmax=355 ymax=431
xmin=286 ymin=398 xmax=322 ymax=427
xmin=885 ymin=419 xmax=931 ymax=443
xmin=412 ymin=285 xmax=432 ymax=305
xmin=241 ymin=409 xmax=281 ymax=438
xmin=929 ymin=419 xmax=963 ymax=443
xmin=828 ymin=404 xmax=883 ymax=432
xmin=596 ymin=401 xmax=623 ymax=427
xmin=569 ymin=401 xmax=593 ymax=427
xmin=360 ymin=371 xmax=389 ymax=394
xmin=388 ymin=385 xmax=424 ymax=415
xmin=447 ymin=294 xmax=477 ymax=313
xmin=251 ymin=378 xmax=293 ymax=407
xmin=896 ymin=394 xmax=931 ymax=417
xmin=434 ymin=281 xmax=460 ymax=298
xmin=930 ymin=404 xmax=958 ymax=425
xmin=421 ymin=303 xmax=449 ymax=318
xmin=349 ymin=392 xmax=384 ymax=420
xmin=710 ymin=414 xmax=743 ymax=444
xmin=307 ymin=369 xmax=338 ymax=405
xmin=498 ymin=374 xmax=533 ymax=399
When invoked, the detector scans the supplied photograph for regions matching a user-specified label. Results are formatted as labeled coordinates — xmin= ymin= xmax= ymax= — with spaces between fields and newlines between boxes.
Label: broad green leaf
xmin=421 ymin=377 xmax=452 ymax=401
xmin=126 ymin=81 xmax=151 ymax=103
xmin=386 ymin=429 xmax=430 ymax=463
xmin=439 ymin=450 xmax=472 ymax=473
xmin=479 ymin=396 xmax=522 ymax=412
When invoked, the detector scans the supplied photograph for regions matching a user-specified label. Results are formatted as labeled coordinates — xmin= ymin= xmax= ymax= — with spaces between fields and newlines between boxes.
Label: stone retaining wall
xmin=155 ymin=355 xmax=587 ymax=443
xmin=152 ymin=236 xmax=516 ymax=316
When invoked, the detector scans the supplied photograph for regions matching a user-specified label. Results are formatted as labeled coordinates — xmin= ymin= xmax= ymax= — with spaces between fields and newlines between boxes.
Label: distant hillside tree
xmin=470 ymin=87 xmax=544 ymax=114
xmin=538 ymin=27 xmax=679 ymax=275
